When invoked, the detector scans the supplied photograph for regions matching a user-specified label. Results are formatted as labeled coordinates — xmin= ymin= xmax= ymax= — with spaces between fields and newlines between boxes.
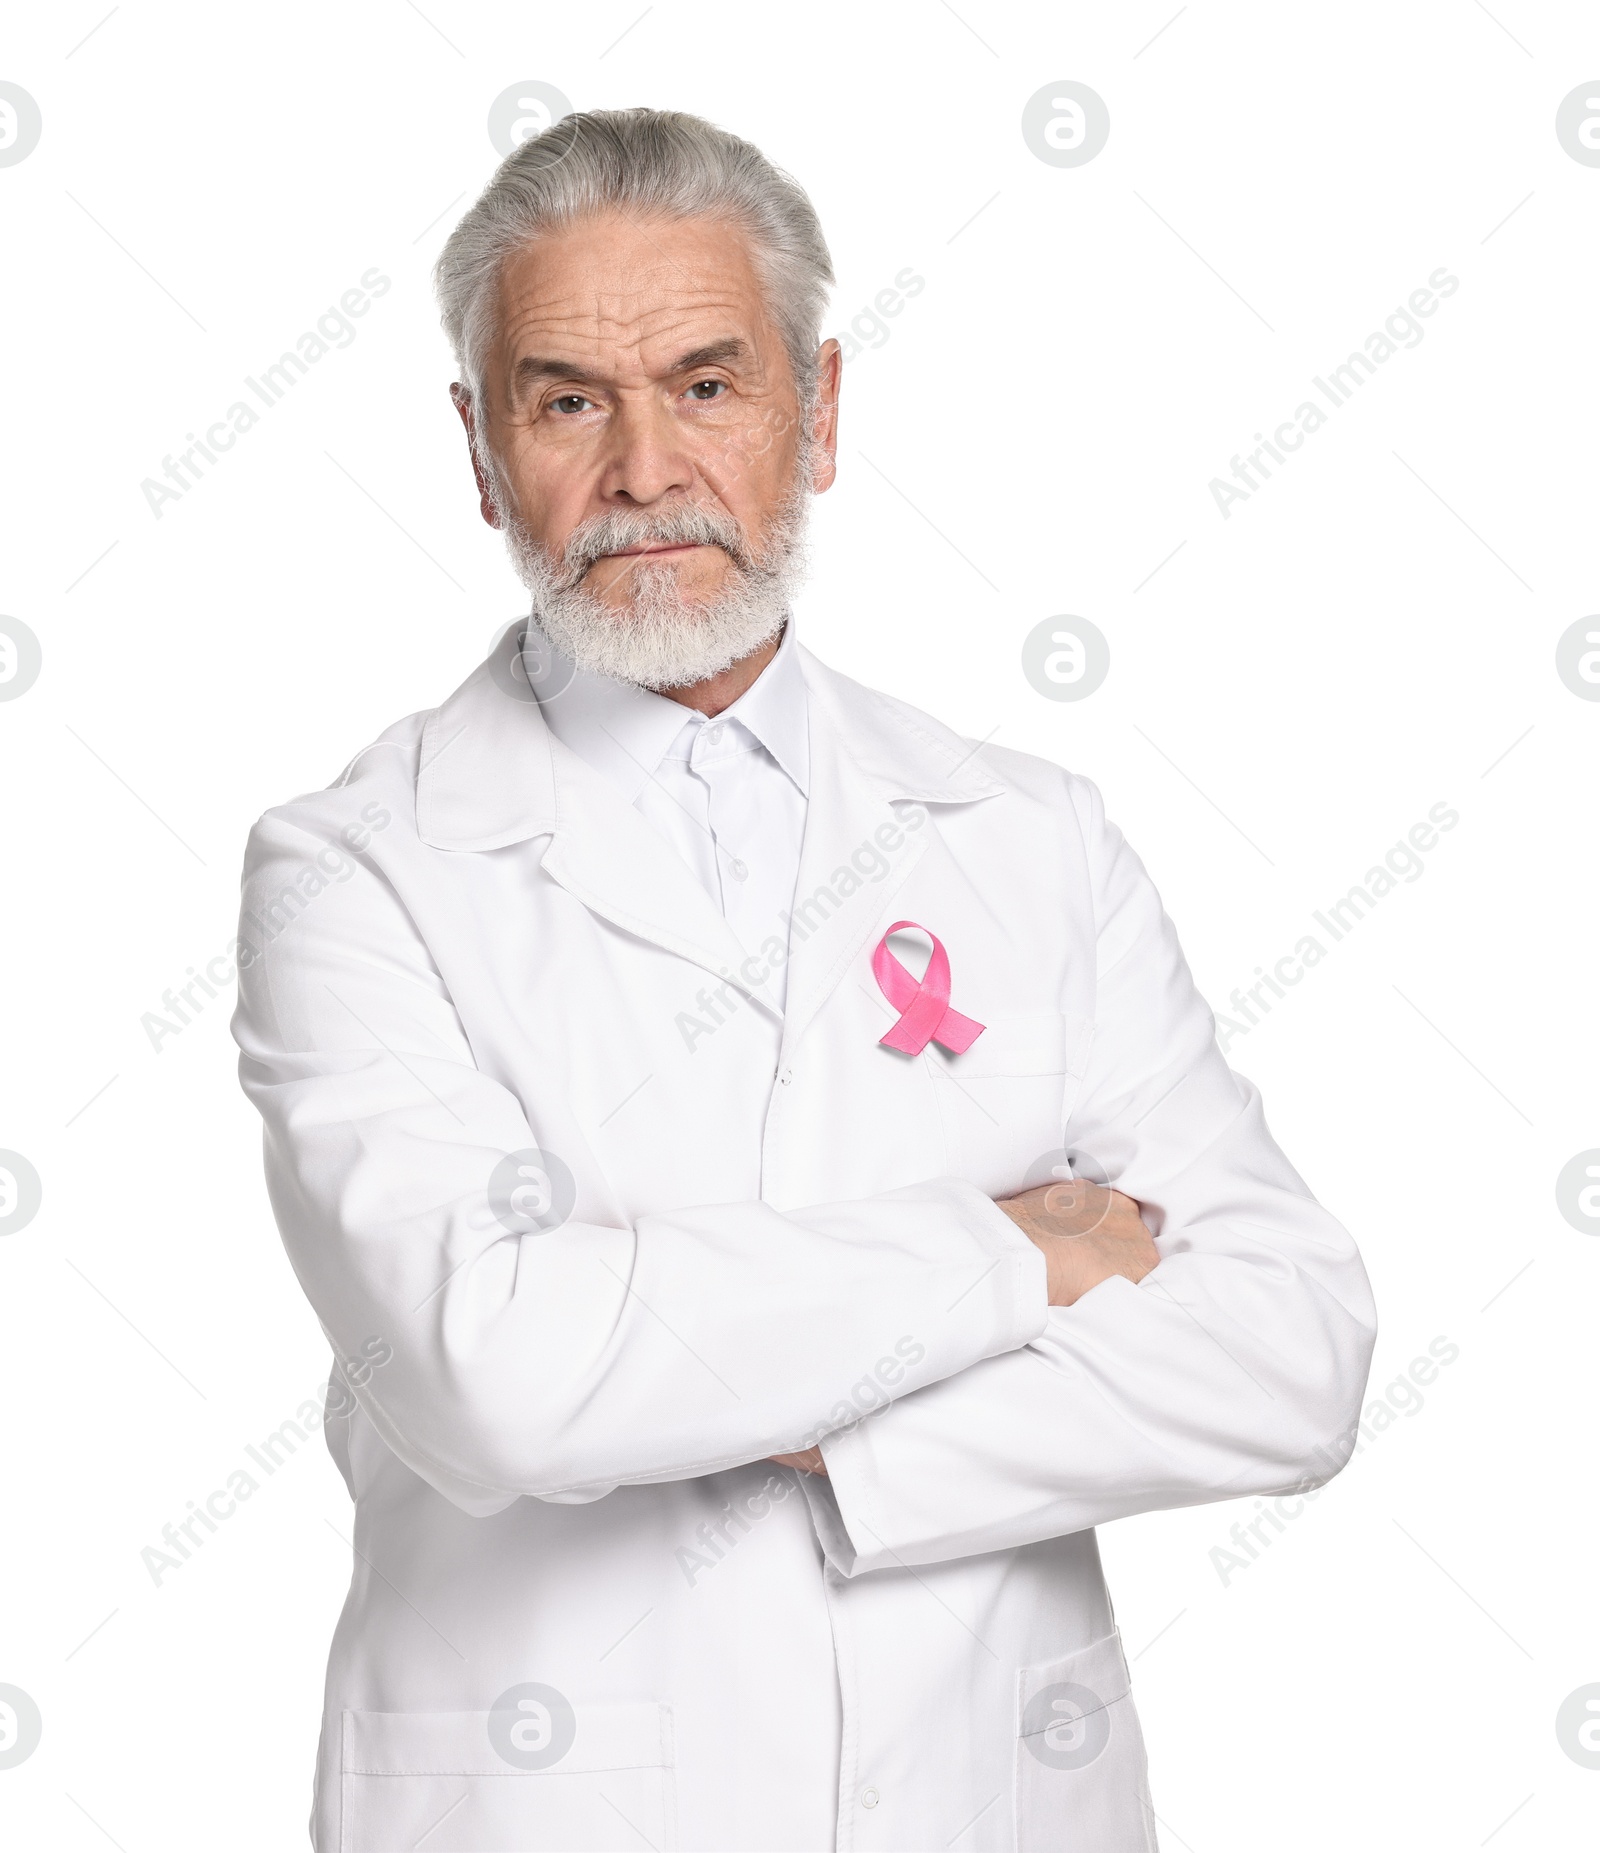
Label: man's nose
xmin=599 ymin=394 xmax=697 ymax=506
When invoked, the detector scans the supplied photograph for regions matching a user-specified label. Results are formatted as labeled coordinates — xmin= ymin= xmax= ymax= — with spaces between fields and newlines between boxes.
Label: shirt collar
xmin=711 ymin=617 xmax=809 ymax=796
xmin=524 ymin=616 xmax=809 ymax=805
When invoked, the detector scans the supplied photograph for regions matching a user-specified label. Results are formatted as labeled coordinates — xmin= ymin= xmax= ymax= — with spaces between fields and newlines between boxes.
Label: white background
xmin=1 ymin=2 xmax=1597 ymax=1847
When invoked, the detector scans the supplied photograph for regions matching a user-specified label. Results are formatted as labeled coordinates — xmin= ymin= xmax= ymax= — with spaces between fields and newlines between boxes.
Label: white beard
xmin=488 ymin=444 xmax=814 ymax=690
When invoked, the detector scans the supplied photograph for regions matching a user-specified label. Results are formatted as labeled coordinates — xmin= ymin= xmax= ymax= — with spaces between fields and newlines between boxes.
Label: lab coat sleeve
xmin=811 ymin=774 xmax=1378 ymax=1575
xmin=231 ymin=805 xmax=1046 ymax=1516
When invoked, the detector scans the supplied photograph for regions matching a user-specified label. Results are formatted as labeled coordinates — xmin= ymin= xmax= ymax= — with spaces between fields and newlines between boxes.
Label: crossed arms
xmin=234 ymin=771 xmax=1377 ymax=1572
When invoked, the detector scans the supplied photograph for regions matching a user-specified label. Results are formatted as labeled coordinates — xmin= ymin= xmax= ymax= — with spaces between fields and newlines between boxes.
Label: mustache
xmin=557 ymin=503 xmax=754 ymax=588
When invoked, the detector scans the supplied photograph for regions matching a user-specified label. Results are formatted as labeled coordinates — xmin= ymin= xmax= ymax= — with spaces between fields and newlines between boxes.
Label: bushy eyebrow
xmin=512 ymin=336 xmax=753 ymax=393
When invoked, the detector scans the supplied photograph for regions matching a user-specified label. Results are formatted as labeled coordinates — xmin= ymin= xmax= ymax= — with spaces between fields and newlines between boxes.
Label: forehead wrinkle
xmin=507 ymin=280 xmax=752 ymax=340
xmin=500 ymin=289 xmax=772 ymax=393
xmin=500 ymin=241 xmax=749 ymax=325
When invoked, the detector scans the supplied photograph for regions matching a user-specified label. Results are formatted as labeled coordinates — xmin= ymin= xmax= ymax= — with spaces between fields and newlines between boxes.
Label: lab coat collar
xmin=414 ymin=622 xmax=561 ymax=852
xmin=416 ymin=622 xmax=755 ymax=990
xmin=415 ymin=619 xmax=1005 ymax=1022
xmin=417 ymin=618 xmax=1002 ymax=853
xmin=525 ymin=615 xmax=810 ymax=808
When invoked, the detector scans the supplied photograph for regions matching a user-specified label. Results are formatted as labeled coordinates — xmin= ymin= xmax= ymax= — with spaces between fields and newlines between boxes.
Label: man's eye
xmin=551 ymin=394 xmax=592 ymax=415
xmin=686 ymin=378 xmax=726 ymax=401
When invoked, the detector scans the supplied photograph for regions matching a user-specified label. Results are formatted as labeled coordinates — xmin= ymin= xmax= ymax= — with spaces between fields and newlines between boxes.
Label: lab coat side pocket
xmin=338 ymin=1700 xmax=676 ymax=1853
xmin=1013 ymin=1630 xmax=1157 ymax=1853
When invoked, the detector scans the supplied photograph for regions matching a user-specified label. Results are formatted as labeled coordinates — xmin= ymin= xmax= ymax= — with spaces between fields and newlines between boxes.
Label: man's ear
xmin=450 ymin=383 xmax=502 ymax=530
xmin=808 ymin=339 xmax=843 ymax=495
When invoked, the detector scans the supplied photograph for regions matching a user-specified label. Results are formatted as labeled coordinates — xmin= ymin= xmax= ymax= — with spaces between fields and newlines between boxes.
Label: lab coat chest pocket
xmin=1014 ymin=1630 xmax=1157 ymax=1853
xmin=339 ymin=1701 xmax=675 ymax=1853
xmin=928 ymin=1009 xmax=1085 ymax=1194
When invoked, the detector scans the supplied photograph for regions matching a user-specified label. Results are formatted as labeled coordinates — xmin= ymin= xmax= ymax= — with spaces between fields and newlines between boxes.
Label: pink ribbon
xmin=871 ymin=920 xmax=986 ymax=1057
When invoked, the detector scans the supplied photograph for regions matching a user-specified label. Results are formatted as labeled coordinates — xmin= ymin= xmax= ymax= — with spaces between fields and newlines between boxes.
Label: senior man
xmin=233 ymin=108 xmax=1376 ymax=1853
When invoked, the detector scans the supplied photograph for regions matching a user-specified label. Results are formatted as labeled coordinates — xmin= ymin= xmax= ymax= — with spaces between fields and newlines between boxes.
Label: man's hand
xmin=770 ymin=1447 xmax=827 ymax=1476
xmin=764 ymin=1179 xmax=1152 ymax=1470
xmin=998 ymin=1176 xmax=1158 ymax=1307
xmin=765 ymin=1181 xmax=1154 ymax=1475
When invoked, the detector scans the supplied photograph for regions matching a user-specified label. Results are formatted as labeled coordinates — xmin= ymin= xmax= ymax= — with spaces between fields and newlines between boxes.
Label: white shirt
xmin=522 ymin=619 xmax=809 ymax=1010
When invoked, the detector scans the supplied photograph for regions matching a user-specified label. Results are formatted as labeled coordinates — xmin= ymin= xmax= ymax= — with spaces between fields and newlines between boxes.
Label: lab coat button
xmin=861 ymin=1786 xmax=880 ymax=1809
xmin=728 ymin=857 xmax=748 ymax=881
xmin=777 ymin=1068 xmax=793 ymax=1086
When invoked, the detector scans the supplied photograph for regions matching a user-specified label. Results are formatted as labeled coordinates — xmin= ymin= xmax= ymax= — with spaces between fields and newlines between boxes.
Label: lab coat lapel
xmin=415 ymin=640 xmax=776 ymax=1016
xmin=541 ymin=753 xmax=766 ymax=999
xmin=780 ymin=651 xmax=1006 ymax=1057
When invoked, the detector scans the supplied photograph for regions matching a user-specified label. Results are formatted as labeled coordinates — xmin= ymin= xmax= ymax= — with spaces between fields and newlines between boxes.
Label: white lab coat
xmin=232 ymin=625 xmax=1376 ymax=1853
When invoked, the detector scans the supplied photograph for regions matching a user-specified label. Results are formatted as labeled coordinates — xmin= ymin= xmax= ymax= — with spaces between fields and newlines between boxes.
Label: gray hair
xmin=434 ymin=107 xmax=834 ymax=420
